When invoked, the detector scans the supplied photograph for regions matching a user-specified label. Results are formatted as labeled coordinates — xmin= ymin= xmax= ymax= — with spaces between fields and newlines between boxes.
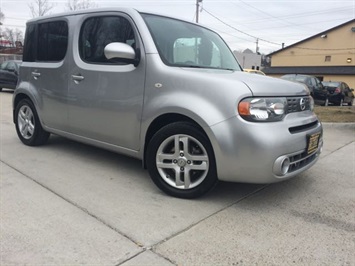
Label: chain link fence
xmin=0 ymin=54 xmax=23 ymax=63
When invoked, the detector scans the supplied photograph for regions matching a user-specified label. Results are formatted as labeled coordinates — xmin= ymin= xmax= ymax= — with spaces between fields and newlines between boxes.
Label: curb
xmin=321 ymin=122 xmax=355 ymax=130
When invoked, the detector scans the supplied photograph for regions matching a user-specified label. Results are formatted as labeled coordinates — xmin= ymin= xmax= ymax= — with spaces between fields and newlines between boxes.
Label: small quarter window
xmin=325 ymin=56 xmax=331 ymax=62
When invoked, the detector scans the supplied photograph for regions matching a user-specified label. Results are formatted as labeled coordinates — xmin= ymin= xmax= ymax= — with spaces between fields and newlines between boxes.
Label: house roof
xmin=267 ymin=18 xmax=355 ymax=56
xmin=262 ymin=66 xmax=355 ymax=75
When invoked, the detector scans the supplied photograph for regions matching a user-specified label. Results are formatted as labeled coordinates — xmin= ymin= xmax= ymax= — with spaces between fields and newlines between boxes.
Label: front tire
xmin=146 ymin=122 xmax=218 ymax=198
xmin=349 ymin=98 xmax=354 ymax=106
xmin=15 ymin=99 xmax=50 ymax=146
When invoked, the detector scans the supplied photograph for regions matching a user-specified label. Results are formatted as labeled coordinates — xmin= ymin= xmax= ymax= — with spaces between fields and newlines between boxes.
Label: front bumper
xmin=207 ymin=111 xmax=323 ymax=183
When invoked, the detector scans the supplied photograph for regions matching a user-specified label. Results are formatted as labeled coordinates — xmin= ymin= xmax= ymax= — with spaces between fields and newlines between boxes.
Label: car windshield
xmin=322 ymin=82 xmax=340 ymax=88
xmin=142 ymin=13 xmax=241 ymax=71
xmin=283 ymin=75 xmax=308 ymax=83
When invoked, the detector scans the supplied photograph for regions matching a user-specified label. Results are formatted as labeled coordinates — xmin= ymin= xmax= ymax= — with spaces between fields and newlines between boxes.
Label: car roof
xmin=3 ymin=60 xmax=22 ymax=63
xmin=322 ymin=81 xmax=341 ymax=84
xmin=282 ymin=74 xmax=312 ymax=78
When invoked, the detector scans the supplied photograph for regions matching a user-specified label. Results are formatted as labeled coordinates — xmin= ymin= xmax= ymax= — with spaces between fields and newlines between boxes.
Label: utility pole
xmin=256 ymin=38 xmax=259 ymax=54
xmin=196 ymin=0 xmax=202 ymax=23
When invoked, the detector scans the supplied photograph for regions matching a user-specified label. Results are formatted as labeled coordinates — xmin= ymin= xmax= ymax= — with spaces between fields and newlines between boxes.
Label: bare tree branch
xmin=0 ymin=10 xmax=5 ymax=23
xmin=28 ymin=0 xmax=54 ymax=17
xmin=66 ymin=0 xmax=97 ymax=11
xmin=3 ymin=28 xmax=15 ymax=47
xmin=15 ymin=29 xmax=24 ymax=44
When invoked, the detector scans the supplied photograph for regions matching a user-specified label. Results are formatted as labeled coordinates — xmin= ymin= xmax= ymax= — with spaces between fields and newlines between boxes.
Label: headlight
xmin=238 ymin=97 xmax=287 ymax=122
xmin=309 ymin=96 xmax=314 ymax=111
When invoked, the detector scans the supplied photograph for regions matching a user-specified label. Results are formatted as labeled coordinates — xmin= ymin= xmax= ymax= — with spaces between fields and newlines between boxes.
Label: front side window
xmin=310 ymin=78 xmax=317 ymax=87
xmin=79 ymin=16 xmax=135 ymax=64
xmin=142 ymin=13 xmax=241 ymax=71
xmin=37 ymin=21 xmax=68 ymax=62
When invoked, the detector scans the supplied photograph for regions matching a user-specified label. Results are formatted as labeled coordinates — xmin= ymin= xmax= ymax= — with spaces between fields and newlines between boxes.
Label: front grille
xmin=287 ymin=97 xmax=311 ymax=113
xmin=289 ymin=121 xmax=319 ymax=134
xmin=288 ymin=150 xmax=317 ymax=173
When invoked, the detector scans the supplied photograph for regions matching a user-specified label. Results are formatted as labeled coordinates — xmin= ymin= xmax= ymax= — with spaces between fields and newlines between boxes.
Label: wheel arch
xmin=13 ymin=93 xmax=33 ymax=124
xmin=142 ymin=113 xmax=212 ymax=169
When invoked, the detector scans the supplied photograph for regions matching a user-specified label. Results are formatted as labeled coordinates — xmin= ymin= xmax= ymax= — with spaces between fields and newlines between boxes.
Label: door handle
xmin=31 ymin=71 xmax=41 ymax=80
xmin=71 ymin=74 xmax=84 ymax=84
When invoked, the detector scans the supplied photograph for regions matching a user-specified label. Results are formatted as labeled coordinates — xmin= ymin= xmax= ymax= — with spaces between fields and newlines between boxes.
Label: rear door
xmin=23 ymin=20 xmax=70 ymax=130
xmin=67 ymin=13 xmax=145 ymax=150
xmin=312 ymin=77 xmax=328 ymax=105
xmin=343 ymin=83 xmax=353 ymax=103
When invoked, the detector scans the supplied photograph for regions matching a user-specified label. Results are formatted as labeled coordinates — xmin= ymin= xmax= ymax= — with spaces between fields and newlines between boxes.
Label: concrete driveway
xmin=1 ymin=90 xmax=354 ymax=265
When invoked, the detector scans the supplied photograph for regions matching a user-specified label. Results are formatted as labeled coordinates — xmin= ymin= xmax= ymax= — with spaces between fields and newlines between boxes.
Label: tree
xmin=14 ymin=29 xmax=24 ymax=46
xmin=0 ymin=10 xmax=4 ymax=24
xmin=29 ymin=0 xmax=54 ymax=17
xmin=3 ymin=28 xmax=15 ymax=46
xmin=66 ymin=0 xmax=97 ymax=11
xmin=2 ymin=28 xmax=23 ymax=46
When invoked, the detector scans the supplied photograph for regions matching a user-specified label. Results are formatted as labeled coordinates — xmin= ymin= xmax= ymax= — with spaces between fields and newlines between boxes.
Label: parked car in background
xmin=280 ymin=74 xmax=329 ymax=106
xmin=0 ymin=60 xmax=21 ymax=92
xmin=243 ymin=68 xmax=266 ymax=75
xmin=321 ymin=81 xmax=354 ymax=106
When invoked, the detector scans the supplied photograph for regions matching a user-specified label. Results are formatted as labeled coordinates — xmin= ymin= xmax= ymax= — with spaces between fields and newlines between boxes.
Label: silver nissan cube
xmin=13 ymin=8 xmax=323 ymax=198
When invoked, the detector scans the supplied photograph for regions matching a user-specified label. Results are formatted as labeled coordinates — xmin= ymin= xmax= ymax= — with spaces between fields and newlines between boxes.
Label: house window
xmin=325 ymin=56 xmax=331 ymax=62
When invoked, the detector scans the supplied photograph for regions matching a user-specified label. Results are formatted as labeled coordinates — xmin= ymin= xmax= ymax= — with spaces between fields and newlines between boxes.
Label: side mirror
xmin=104 ymin=42 xmax=139 ymax=66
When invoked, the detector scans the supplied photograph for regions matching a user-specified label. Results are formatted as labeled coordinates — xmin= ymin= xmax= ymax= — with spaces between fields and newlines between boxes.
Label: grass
xmin=314 ymin=105 xmax=355 ymax=123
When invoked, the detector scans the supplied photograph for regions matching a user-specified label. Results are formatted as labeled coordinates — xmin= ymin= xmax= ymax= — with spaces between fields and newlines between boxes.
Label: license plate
xmin=307 ymin=132 xmax=321 ymax=155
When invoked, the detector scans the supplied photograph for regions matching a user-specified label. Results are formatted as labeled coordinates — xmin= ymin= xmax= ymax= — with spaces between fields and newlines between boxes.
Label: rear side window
xmin=23 ymin=21 xmax=68 ymax=62
xmin=79 ymin=16 xmax=135 ymax=64
xmin=38 ymin=21 xmax=68 ymax=62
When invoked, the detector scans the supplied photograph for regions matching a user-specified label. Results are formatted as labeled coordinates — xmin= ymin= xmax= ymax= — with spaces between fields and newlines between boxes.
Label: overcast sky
xmin=1 ymin=0 xmax=354 ymax=54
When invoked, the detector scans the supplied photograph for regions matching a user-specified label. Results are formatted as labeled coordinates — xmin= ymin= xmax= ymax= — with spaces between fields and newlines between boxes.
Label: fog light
xmin=281 ymin=157 xmax=290 ymax=175
xmin=317 ymin=137 xmax=323 ymax=156
xmin=273 ymin=156 xmax=291 ymax=176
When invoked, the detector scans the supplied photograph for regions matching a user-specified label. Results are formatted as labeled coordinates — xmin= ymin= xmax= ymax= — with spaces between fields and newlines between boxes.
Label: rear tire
xmin=15 ymin=99 xmax=50 ymax=146
xmin=146 ymin=122 xmax=218 ymax=198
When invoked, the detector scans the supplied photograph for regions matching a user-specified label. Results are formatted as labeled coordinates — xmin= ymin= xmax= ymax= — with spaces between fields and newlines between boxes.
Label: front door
xmin=67 ymin=13 xmax=145 ymax=151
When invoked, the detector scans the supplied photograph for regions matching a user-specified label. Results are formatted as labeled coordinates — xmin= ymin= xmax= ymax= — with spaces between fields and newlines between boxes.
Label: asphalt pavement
xmin=1 ymin=90 xmax=354 ymax=265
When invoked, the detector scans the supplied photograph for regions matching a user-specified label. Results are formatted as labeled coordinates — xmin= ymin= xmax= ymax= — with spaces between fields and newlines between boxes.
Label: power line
xmin=228 ymin=2 xmax=352 ymax=27
xmin=236 ymin=0 xmax=314 ymax=30
xmin=203 ymin=8 xmax=281 ymax=46
xmin=202 ymin=7 xmax=355 ymax=53
xmin=292 ymin=46 xmax=355 ymax=51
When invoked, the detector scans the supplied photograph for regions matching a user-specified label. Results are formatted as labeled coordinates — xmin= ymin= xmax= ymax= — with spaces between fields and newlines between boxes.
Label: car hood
xmin=180 ymin=68 xmax=310 ymax=97
xmin=235 ymin=72 xmax=310 ymax=96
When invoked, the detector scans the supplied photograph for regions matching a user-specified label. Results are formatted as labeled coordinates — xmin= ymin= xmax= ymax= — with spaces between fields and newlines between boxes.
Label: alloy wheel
xmin=17 ymin=105 xmax=35 ymax=140
xmin=156 ymin=134 xmax=209 ymax=189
